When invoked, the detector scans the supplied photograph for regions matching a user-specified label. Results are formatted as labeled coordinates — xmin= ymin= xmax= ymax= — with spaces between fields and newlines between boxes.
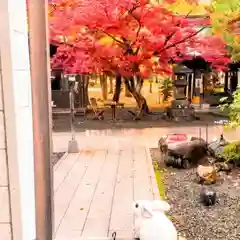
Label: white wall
xmin=0 ymin=0 xmax=36 ymax=239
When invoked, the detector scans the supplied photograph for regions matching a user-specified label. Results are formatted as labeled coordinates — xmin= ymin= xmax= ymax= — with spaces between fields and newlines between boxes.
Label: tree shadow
xmin=52 ymin=110 xmax=228 ymax=132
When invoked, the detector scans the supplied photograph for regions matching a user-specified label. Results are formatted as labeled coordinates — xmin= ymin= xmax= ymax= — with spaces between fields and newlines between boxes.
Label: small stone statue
xmin=200 ymin=187 xmax=217 ymax=206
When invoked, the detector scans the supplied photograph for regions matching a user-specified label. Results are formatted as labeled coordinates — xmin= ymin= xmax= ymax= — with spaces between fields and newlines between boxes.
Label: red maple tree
xmin=49 ymin=0 xmax=230 ymax=112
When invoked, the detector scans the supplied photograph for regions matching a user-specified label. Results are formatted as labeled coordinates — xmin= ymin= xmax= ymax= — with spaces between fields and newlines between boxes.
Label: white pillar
xmin=200 ymin=74 xmax=204 ymax=94
xmin=228 ymin=72 xmax=231 ymax=90
xmin=190 ymin=73 xmax=194 ymax=100
xmin=186 ymin=74 xmax=189 ymax=99
xmin=0 ymin=0 xmax=36 ymax=239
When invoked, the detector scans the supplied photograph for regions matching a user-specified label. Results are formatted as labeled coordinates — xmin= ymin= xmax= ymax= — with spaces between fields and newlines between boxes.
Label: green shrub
xmin=220 ymin=87 xmax=240 ymax=128
xmin=158 ymin=77 xmax=173 ymax=102
xmin=222 ymin=141 xmax=240 ymax=163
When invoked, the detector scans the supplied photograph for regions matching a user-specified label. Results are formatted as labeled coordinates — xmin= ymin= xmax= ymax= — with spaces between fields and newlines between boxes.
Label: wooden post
xmin=28 ymin=0 xmax=54 ymax=238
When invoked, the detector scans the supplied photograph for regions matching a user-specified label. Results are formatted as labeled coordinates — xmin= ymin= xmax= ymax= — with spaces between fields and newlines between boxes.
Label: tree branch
xmin=128 ymin=0 xmax=141 ymax=14
xmin=163 ymin=10 xmax=193 ymax=47
xmin=135 ymin=46 xmax=140 ymax=55
xmin=157 ymin=27 xmax=206 ymax=55
xmin=126 ymin=2 xmax=142 ymax=48
xmin=102 ymin=31 xmax=125 ymax=46
xmin=132 ymin=23 xmax=142 ymax=47
xmin=103 ymin=7 xmax=110 ymax=20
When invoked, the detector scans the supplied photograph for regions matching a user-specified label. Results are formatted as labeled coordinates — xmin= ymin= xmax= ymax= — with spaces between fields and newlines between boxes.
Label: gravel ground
xmin=52 ymin=152 xmax=65 ymax=165
xmin=150 ymin=148 xmax=240 ymax=240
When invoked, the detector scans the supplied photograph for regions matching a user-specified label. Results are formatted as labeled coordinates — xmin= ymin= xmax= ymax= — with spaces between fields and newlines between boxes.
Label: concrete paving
xmin=53 ymin=138 xmax=159 ymax=239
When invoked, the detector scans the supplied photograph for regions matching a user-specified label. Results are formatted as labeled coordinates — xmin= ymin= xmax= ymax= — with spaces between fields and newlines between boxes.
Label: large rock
xmin=208 ymin=135 xmax=228 ymax=160
xmin=196 ymin=165 xmax=217 ymax=185
xmin=215 ymin=162 xmax=233 ymax=172
xmin=167 ymin=139 xmax=207 ymax=165
xmin=159 ymin=134 xmax=208 ymax=168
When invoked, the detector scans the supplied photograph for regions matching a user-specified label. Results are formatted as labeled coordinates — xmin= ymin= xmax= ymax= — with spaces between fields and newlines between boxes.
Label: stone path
xmin=53 ymin=147 xmax=159 ymax=240
xmin=53 ymin=126 xmax=238 ymax=239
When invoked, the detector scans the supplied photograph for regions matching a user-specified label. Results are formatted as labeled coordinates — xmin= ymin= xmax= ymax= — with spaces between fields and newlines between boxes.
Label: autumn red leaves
xmin=49 ymin=0 xmax=229 ymax=76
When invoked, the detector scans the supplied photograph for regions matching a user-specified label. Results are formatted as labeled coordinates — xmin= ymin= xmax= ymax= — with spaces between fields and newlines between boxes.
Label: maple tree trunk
xmin=109 ymin=76 xmax=113 ymax=94
xmin=124 ymin=81 xmax=132 ymax=97
xmin=100 ymin=74 xmax=108 ymax=100
xmin=75 ymin=74 xmax=90 ymax=108
xmin=84 ymin=76 xmax=90 ymax=106
xmin=113 ymin=73 xmax=122 ymax=103
xmin=125 ymin=76 xmax=150 ymax=114
xmin=149 ymin=80 xmax=153 ymax=93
